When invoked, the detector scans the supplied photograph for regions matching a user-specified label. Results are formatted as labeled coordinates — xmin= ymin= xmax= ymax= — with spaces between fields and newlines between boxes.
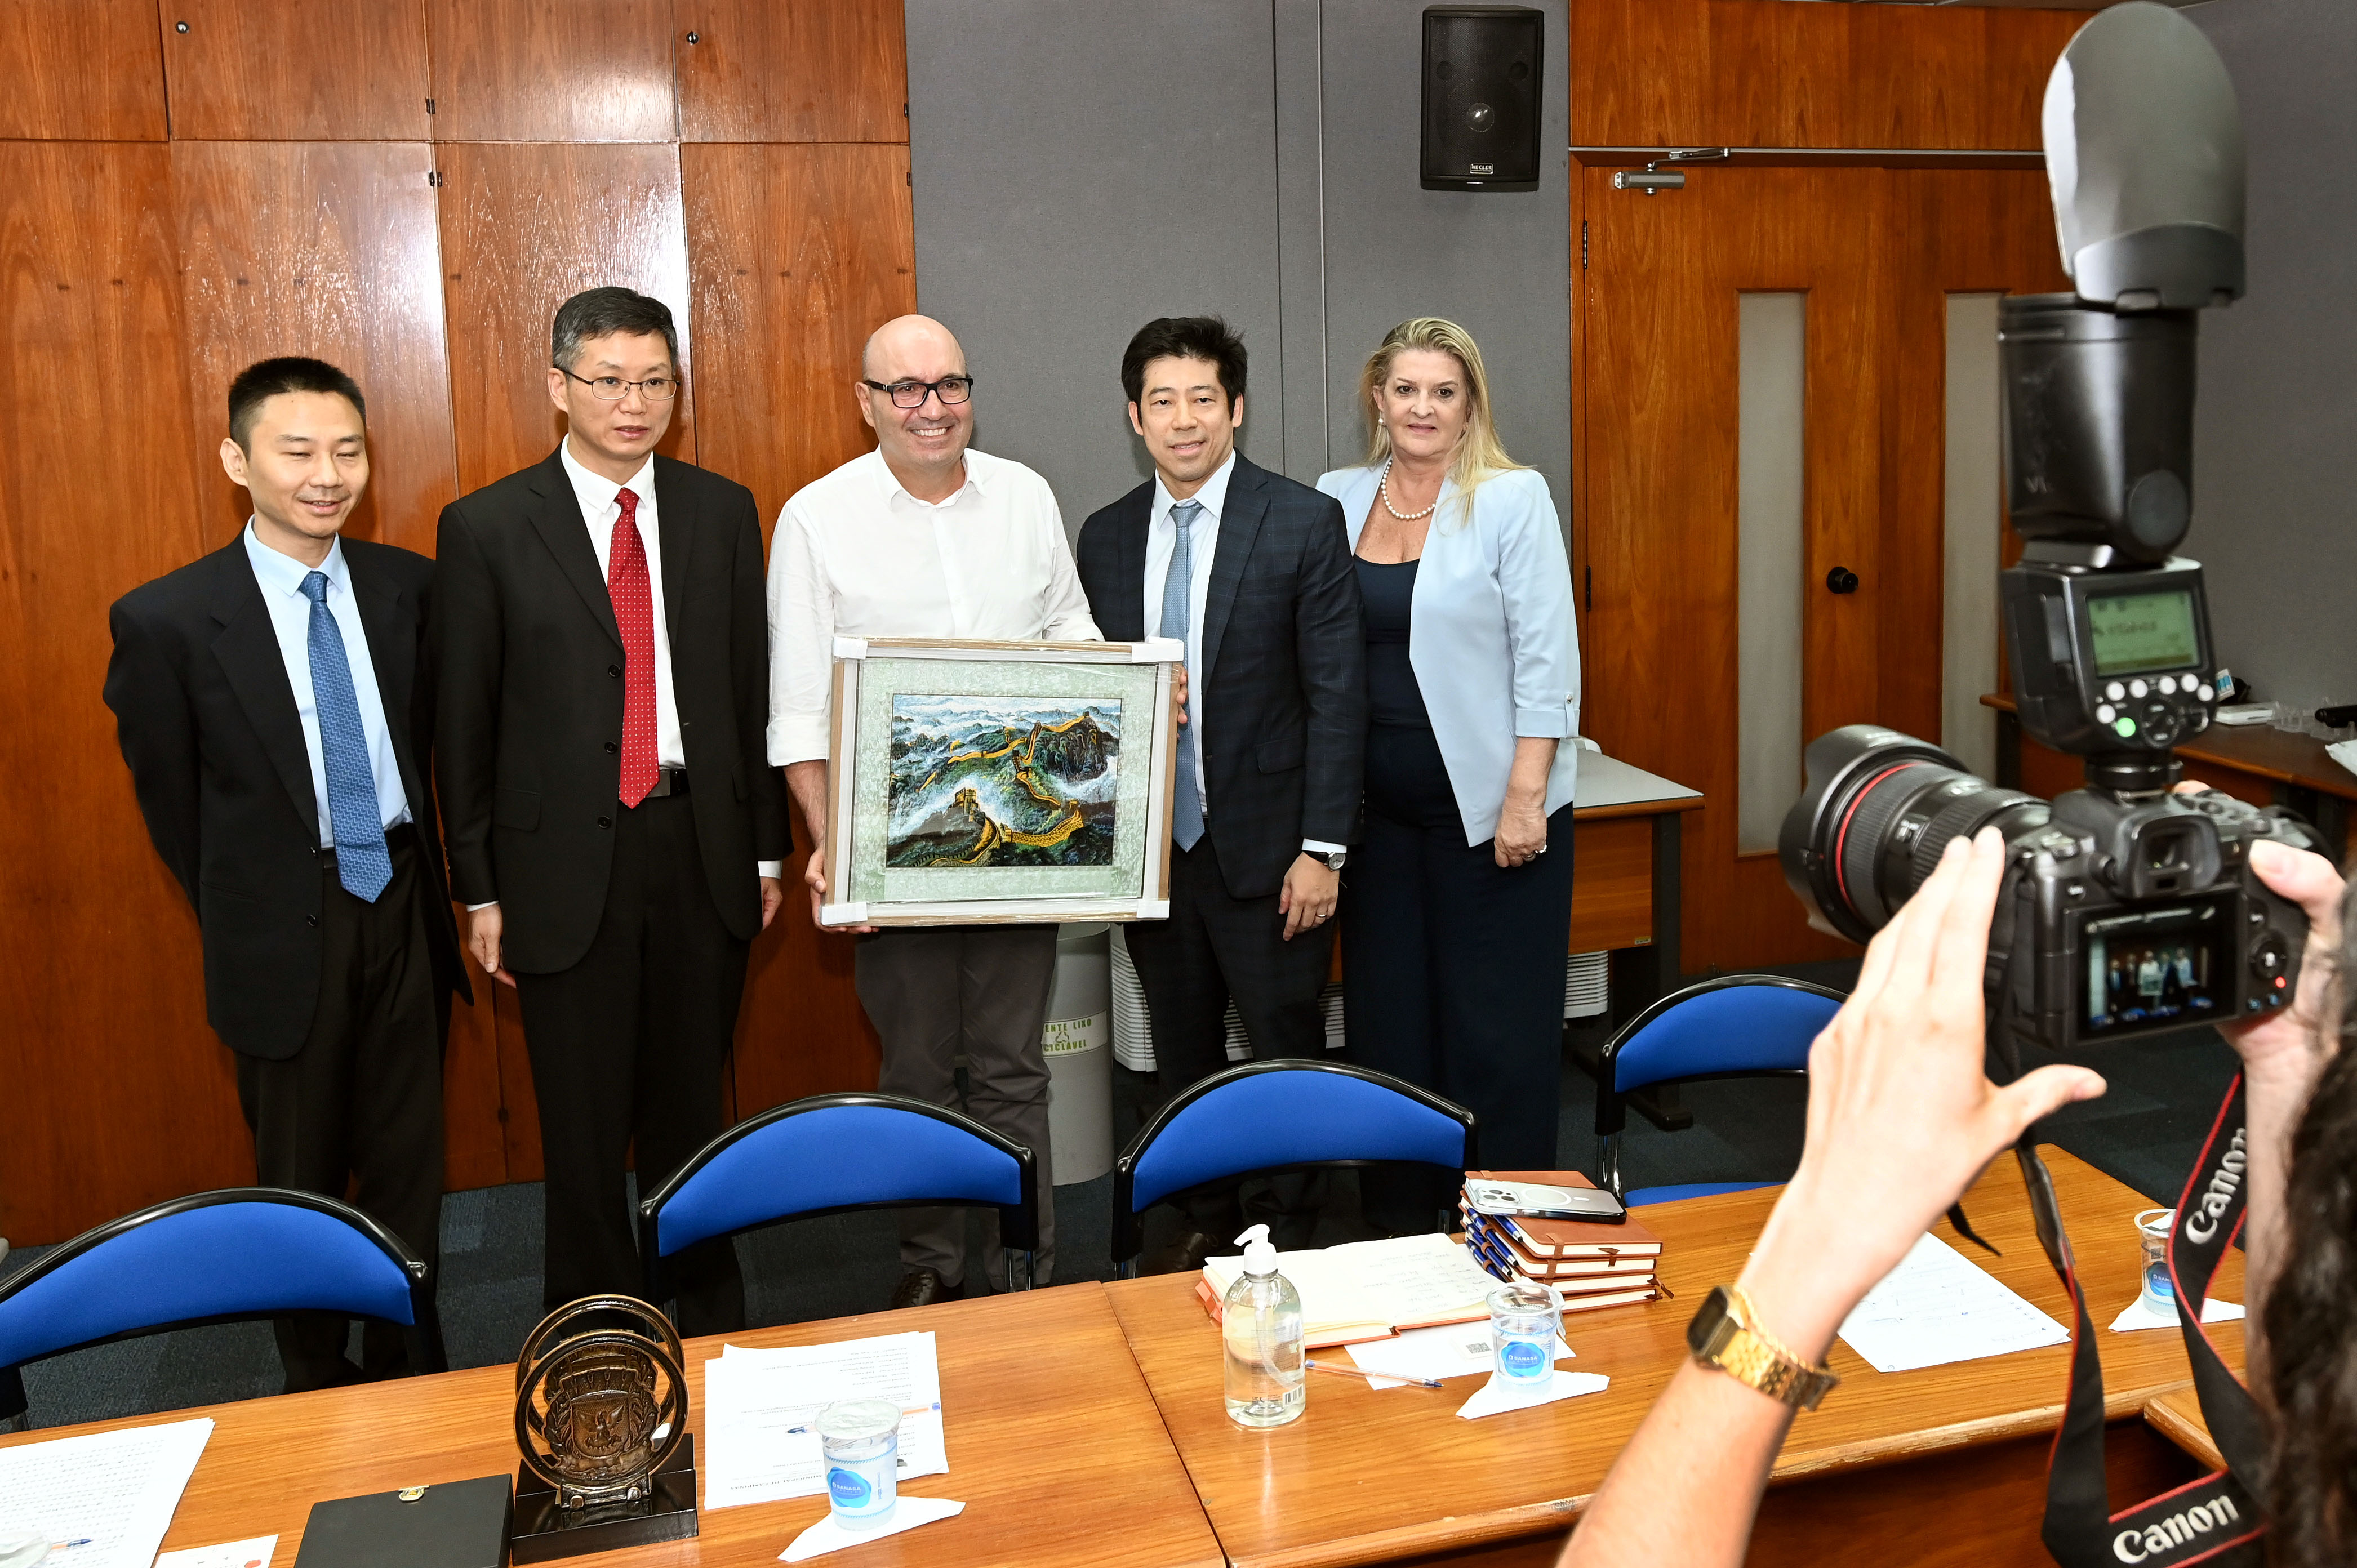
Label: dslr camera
xmin=1778 ymin=7 xmax=2319 ymax=1054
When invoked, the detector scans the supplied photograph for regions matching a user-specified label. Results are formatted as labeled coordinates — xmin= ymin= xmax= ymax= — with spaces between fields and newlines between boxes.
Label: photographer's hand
xmin=1563 ymin=830 xmax=2105 ymax=1568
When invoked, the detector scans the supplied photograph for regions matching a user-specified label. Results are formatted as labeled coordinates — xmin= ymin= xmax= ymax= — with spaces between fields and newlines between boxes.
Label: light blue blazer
xmin=1317 ymin=465 xmax=1581 ymax=847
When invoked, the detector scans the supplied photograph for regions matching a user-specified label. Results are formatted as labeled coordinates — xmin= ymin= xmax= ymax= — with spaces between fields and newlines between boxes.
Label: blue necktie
xmin=1163 ymin=500 xmax=1206 ymax=850
xmin=300 ymin=571 xmax=393 ymax=902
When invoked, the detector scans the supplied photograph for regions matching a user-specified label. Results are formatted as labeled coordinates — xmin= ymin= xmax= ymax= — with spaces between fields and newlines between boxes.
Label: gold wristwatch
xmin=1686 ymin=1285 xmax=1840 ymax=1410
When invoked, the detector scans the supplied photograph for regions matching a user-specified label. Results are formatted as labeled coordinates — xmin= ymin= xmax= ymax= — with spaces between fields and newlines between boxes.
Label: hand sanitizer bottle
xmin=1221 ymin=1223 xmax=1306 ymax=1428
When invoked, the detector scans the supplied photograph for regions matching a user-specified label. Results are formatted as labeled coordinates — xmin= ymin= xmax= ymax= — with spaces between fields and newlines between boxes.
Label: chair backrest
xmin=0 ymin=1188 xmax=435 ymax=1393
xmin=637 ymin=1094 xmax=1039 ymax=1282
xmin=1112 ymin=1062 xmax=1476 ymax=1263
xmin=1593 ymin=975 xmax=1845 ymax=1197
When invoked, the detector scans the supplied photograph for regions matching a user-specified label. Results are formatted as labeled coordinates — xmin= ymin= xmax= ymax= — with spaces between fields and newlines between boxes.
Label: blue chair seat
xmin=1624 ymin=1180 xmax=1777 ymax=1207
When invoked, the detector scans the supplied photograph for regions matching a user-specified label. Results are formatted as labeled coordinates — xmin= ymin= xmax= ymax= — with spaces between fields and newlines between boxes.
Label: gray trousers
xmin=854 ymin=924 xmax=1058 ymax=1290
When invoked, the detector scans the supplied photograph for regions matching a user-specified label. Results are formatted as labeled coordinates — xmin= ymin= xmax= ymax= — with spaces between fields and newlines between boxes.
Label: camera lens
xmin=1780 ymin=727 xmax=2049 ymax=945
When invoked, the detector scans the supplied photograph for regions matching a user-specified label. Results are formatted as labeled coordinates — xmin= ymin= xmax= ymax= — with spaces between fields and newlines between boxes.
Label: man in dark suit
xmin=1075 ymin=317 xmax=1366 ymax=1271
xmin=105 ymin=358 xmax=469 ymax=1391
xmin=435 ymin=288 xmax=788 ymax=1335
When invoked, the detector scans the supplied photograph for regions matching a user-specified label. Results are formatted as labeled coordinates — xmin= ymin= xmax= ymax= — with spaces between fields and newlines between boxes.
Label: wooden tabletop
xmin=0 ymin=1281 xmax=1223 ymax=1568
xmin=2143 ymin=1380 xmax=2225 ymax=1472
xmin=1107 ymin=1148 xmax=2243 ymax=1568
xmin=1981 ymin=692 xmax=2357 ymax=801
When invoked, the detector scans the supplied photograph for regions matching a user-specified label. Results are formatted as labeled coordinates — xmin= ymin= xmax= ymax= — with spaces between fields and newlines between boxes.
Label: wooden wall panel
xmin=1571 ymin=0 xmax=2092 ymax=151
xmin=0 ymin=143 xmax=238 ymax=1245
xmin=428 ymin=0 xmax=677 ymax=142
xmin=681 ymin=142 xmax=909 ymax=1111
xmin=437 ymin=142 xmax=696 ymax=493
xmin=0 ymin=0 xmax=166 ymax=141
xmin=163 ymin=0 xmax=432 ymax=141
xmin=677 ymin=0 xmax=908 ymax=144
xmin=171 ymin=141 xmax=457 ymax=554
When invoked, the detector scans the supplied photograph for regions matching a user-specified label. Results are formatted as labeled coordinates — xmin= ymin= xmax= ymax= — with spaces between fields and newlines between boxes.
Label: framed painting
xmin=820 ymin=636 xmax=1183 ymax=927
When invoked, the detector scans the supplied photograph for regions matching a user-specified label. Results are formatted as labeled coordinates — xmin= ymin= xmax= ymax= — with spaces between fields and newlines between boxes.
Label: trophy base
xmin=512 ymin=1433 xmax=699 ymax=1562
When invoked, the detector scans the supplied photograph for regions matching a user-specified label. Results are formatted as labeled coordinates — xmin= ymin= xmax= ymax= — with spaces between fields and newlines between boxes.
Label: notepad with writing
xmin=1198 ymin=1232 xmax=1503 ymax=1348
xmin=1465 ymin=1170 xmax=1664 ymax=1260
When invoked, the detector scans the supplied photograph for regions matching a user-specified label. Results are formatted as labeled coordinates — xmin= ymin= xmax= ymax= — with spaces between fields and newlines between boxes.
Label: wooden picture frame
xmin=820 ymin=637 xmax=1182 ymax=928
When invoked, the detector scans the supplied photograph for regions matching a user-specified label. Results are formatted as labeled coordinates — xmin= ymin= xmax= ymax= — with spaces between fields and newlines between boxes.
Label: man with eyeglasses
xmin=770 ymin=313 xmax=1099 ymax=1308
xmin=435 ymin=286 xmax=789 ymax=1334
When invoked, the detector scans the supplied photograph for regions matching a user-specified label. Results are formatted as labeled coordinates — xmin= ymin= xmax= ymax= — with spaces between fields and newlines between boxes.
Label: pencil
xmin=1304 ymin=1358 xmax=1444 ymax=1390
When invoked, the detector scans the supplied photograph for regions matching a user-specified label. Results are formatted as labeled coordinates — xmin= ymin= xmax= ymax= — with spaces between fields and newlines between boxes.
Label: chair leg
xmin=1596 ymin=1135 xmax=1622 ymax=1200
xmin=1025 ymin=1251 xmax=1037 ymax=1292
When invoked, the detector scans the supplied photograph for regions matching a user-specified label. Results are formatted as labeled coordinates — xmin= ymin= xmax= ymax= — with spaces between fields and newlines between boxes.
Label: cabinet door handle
xmin=1825 ymin=567 xmax=1859 ymax=594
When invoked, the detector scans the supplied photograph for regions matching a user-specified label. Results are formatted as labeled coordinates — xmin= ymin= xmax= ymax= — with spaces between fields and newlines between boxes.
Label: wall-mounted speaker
xmin=1421 ymin=6 xmax=1544 ymax=192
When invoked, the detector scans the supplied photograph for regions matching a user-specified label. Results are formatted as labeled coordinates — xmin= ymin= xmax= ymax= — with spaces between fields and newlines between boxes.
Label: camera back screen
xmin=2083 ymin=902 xmax=2228 ymax=1037
xmin=2088 ymin=589 xmax=2200 ymax=676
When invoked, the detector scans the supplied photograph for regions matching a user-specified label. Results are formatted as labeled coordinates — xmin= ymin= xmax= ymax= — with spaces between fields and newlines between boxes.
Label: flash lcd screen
xmin=2088 ymin=589 xmax=2200 ymax=675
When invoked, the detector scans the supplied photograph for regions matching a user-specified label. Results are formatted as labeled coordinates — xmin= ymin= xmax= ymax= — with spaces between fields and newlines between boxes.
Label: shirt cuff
xmin=1302 ymin=839 xmax=1349 ymax=856
xmin=768 ymin=713 xmax=833 ymax=767
xmin=1514 ymin=705 xmax=1576 ymax=738
xmin=758 ymin=861 xmax=783 ymax=879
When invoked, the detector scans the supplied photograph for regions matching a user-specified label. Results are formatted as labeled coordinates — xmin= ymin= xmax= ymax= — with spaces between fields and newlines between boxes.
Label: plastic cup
xmin=1487 ymin=1281 xmax=1562 ymax=1395
xmin=816 ymin=1398 xmax=901 ymax=1528
xmin=2136 ymin=1208 xmax=2176 ymax=1315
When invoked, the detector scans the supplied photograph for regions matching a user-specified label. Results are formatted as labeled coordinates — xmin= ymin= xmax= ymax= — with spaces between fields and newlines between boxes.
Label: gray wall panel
xmin=2189 ymin=0 xmax=2357 ymax=712
xmin=906 ymin=0 xmax=1284 ymax=530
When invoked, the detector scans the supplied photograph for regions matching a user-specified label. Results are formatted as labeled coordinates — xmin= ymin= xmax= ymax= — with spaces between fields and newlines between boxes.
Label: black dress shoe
xmin=1140 ymin=1230 xmax=1220 ymax=1277
xmin=890 ymin=1268 xmax=953 ymax=1309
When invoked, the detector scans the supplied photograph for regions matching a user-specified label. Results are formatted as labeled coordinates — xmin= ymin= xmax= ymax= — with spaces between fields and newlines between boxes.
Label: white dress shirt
xmin=242 ymin=522 xmax=412 ymax=848
xmin=560 ymin=442 xmax=684 ymax=769
xmin=768 ymin=447 xmax=1101 ymax=766
xmin=1142 ymin=452 xmax=1342 ymax=858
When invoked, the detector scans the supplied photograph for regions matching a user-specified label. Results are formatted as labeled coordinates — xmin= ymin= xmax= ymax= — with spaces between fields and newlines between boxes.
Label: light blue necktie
xmin=300 ymin=571 xmax=393 ymax=902
xmin=1163 ymin=500 xmax=1206 ymax=850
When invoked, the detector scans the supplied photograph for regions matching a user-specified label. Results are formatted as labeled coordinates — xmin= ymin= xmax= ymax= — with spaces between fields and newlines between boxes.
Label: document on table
xmin=154 ymin=1536 xmax=276 ymax=1568
xmin=1837 ymin=1232 xmax=2070 ymax=1373
xmin=702 ymin=1332 xmax=947 ymax=1509
xmin=0 ymin=1416 xmax=212 ymax=1568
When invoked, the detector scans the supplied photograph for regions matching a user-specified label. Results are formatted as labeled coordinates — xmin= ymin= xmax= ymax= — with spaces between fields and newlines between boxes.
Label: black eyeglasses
xmin=560 ymin=367 xmax=681 ymax=402
xmin=861 ymin=375 xmax=975 ymax=409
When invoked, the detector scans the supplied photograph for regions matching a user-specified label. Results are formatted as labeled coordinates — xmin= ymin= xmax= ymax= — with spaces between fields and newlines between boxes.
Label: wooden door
xmin=1577 ymin=164 xmax=2069 ymax=971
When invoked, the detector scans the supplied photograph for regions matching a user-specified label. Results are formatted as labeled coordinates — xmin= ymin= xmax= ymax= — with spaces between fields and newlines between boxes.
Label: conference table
xmin=1 ymin=1150 xmax=2223 ymax=1567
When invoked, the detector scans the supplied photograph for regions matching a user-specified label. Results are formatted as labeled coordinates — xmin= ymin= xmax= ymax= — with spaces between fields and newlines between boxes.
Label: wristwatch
xmin=1306 ymin=849 xmax=1348 ymax=871
xmin=1686 ymin=1286 xmax=1839 ymax=1410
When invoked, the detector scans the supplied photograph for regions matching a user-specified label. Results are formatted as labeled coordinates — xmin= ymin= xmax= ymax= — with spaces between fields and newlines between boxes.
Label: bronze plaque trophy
xmin=510 ymin=1296 xmax=699 ymax=1561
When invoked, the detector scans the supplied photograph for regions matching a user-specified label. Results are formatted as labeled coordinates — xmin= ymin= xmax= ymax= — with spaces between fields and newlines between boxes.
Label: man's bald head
xmin=855 ymin=314 xmax=976 ymax=500
xmin=861 ymin=315 xmax=966 ymax=382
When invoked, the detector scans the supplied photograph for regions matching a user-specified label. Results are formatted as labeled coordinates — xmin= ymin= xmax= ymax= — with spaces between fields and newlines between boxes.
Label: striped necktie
xmin=1163 ymin=500 xmax=1205 ymax=850
xmin=298 ymin=571 xmax=393 ymax=902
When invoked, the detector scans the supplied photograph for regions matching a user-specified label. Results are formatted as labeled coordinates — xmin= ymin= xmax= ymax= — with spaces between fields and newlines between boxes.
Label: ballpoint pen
xmin=1303 ymin=1358 xmax=1444 ymax=1390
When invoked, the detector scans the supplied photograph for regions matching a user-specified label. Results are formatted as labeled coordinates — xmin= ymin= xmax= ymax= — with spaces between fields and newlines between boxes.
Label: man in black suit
xmin=105 ymin=358 xmax=468 ymax=1390
xmin=435 ymin=288 xmax=789 ymax=1334
xmin=1075 ymin=317 xmax=1366 ymax=1271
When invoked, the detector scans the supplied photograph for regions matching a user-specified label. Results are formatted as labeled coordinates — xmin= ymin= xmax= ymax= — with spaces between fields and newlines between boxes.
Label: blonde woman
xmin=1319 ymin=318 xmax=1580 ymax=1233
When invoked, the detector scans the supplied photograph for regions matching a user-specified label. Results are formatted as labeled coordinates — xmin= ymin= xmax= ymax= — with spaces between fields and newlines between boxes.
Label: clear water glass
xmin=1488 ymin=1281 xmax=1561 ymax=1395
xmin=2136 ymin=1208 xmax=2176 ymax=1315
xmin=816 ymin=1398 xmax=901 ymax=1528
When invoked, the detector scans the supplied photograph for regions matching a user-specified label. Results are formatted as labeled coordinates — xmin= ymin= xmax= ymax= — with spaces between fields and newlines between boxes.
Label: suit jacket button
xmin=608 ymin=663 xmax=622 ymax=678
xmin=598 ymin=815 xmax=613 ymax=828
xmin=305 ymin=914 xmax=320 ymax=928
xmin=605 ymin=741 xmax=619 ymax=754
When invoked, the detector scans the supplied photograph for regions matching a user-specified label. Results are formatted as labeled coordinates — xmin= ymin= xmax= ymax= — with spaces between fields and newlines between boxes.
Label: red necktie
xmin=609 ymin=487 xmax=660 ymax=807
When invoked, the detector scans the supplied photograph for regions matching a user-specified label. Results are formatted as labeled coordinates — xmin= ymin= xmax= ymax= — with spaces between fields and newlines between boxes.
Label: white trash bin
xmin=1043 ymin=923 xmax=1114 ymax=1184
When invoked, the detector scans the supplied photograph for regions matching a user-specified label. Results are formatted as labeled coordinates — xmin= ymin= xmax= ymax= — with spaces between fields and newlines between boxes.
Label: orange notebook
xmin=1464 ymin=1169 xmax=1664 ymax=1260
xmin=1461 ymin=1210 xmax=1658 ymax=1283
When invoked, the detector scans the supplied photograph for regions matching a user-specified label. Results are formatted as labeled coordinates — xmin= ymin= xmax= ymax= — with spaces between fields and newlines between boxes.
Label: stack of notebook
xmin=1459 ymin=1169 xmax=1669 ymax=1312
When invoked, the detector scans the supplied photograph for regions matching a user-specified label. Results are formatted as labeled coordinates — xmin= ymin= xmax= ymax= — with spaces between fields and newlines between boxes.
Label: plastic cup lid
xmin=815 ymin=1398 xmax=902 ymax=1442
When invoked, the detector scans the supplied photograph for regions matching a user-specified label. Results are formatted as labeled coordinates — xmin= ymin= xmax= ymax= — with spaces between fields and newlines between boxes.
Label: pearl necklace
xmin=1380 ymin=457 xmax=1438 ymax=522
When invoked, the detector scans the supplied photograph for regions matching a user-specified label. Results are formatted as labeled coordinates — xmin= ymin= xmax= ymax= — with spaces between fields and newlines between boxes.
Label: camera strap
xmin=2024 ymin=1075 xmax=2266 ymax=1567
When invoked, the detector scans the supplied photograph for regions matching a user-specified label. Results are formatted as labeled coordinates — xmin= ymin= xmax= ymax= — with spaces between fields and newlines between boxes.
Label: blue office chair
xmin=637 ymin=1093 xmax=1040 ymax=1303
xmin=1111 ymin=1061 xmax=1477 ymax=1268
xmin=0 ymin=1188 xmax=442 ymax=1427
xmin=1595 ymin=975 xmax=1846 ymax=1206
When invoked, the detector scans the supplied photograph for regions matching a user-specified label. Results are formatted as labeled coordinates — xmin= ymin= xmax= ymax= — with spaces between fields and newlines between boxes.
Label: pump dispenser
xmin=1221 ymin=1224 xmax=1306 ymax=1427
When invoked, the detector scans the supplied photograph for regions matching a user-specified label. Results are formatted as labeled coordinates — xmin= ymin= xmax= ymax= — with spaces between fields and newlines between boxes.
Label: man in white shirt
xmin=771 ymin=314 xmax=1100 ymax=1307
xmin=105 ymin=359 xmax=468 ymax=1390
xmin=436 ymin=288 xmax=790 ymax=1334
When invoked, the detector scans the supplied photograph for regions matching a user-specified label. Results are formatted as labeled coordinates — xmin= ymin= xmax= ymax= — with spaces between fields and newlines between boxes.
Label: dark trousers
xmin=234 ymin=827 xmax=447 ymax=1393
xmin=514 ymin=791 xmax=746 ymax=1336
xmin=855 ymin=925 xmax=1059 ymax=1290
xmin=1124 ymin=834 xmax=1336 ymax=1248
xmin=1344 ymin=725 xmax=1576 ymax=1234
